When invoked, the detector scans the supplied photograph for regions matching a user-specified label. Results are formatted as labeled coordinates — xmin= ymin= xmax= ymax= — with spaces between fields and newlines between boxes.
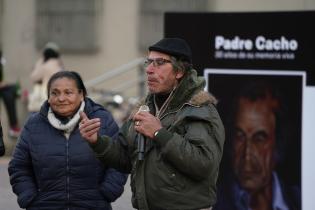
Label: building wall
xmin=2 ymin=0 xmax=36 ymax=87
xmin=64 ymin=0 xmax=141 ymax=96
xmin=1 ymin=0 xmax=141 ymax=96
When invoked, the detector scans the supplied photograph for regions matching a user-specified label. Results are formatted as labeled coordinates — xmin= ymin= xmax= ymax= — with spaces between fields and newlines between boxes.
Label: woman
xmin=9 ymin=71 xmax=127 ymax=210
xmin=28 ymin=42 xmax=64 ymax=113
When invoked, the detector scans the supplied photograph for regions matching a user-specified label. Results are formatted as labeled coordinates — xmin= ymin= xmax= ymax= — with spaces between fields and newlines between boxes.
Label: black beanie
xmin=148 ymin=38 xmax=192 ymax=63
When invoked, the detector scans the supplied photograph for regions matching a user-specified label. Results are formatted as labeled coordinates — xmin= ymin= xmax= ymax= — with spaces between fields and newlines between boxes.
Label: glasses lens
xmin=144 ymin=58 xmax=153 ymax=67
xmin=155 ymin=58 xmax=167 ymax=66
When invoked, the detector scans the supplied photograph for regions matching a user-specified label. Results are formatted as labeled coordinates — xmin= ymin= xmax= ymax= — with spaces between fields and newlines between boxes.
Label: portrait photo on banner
xmin=204 ymin=69 xmax=303 ymax=210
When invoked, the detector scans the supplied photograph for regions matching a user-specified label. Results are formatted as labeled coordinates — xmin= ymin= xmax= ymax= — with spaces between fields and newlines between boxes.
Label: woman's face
xmin=48 ymin=77 xmax=83 ymax=117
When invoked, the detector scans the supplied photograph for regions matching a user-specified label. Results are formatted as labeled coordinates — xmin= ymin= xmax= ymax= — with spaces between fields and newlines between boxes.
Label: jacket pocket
xmin=155 ymin=157 xmax=186 ymax=192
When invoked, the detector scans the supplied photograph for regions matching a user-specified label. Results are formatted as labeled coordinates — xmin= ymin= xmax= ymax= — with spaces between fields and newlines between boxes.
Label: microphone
xmin=136 ymin=105 xmax=150 ymax=160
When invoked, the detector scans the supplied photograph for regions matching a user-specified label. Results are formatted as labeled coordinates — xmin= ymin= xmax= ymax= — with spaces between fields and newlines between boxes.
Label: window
xmin=36 ymin=0 xmax=102 ymax=52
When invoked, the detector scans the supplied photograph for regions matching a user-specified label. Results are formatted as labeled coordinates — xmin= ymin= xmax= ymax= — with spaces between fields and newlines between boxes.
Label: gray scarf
xmin=47 ymin=101 xmax=85 ymax=139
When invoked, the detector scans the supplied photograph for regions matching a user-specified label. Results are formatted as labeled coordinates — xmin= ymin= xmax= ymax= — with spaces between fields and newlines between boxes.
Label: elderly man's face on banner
xmin=232 ymin=97 xmax=277 ymax=193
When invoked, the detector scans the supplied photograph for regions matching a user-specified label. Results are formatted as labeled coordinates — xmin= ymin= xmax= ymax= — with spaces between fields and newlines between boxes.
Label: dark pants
xmin=0 ymin=84 xmax=18 ymax=127
xmin=0 ymin=122 xmax=5 ymax=156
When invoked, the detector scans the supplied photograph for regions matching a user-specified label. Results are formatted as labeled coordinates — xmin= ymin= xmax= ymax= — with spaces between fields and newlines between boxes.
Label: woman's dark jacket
xmin=91 ymin=70 xmax=225 ymax=210
xmin=8 ymin=98 xmax=128 ymax=210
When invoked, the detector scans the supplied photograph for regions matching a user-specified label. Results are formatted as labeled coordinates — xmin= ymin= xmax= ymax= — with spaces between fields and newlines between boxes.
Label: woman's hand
xmin=79 ymin=111 xmax=100 ymax=144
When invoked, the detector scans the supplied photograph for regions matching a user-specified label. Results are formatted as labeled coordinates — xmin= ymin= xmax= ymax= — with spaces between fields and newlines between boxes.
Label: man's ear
xmin=175 ymin=71 xmax=184 ymax=79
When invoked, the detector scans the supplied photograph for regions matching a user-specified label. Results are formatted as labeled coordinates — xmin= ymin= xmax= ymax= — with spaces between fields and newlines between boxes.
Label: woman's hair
xmin=43 ymin=42 xmax=60 ymax=62
xmin=47 ymin=71 xmax=87 ymax=98
xmin=43 ymin=48 xmax=60 ymax=62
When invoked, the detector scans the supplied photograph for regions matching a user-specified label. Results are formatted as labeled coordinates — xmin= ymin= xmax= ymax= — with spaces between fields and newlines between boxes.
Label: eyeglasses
xmin=143 ymin=58 xmax=172 ymax=67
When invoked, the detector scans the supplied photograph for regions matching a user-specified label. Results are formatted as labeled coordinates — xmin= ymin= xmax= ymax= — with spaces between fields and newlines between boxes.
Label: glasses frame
xmin=143 ymin=57 xmax=172 ymax=68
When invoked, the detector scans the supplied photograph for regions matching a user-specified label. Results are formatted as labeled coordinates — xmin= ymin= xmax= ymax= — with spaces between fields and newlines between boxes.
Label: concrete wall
xmin=1 ymin=0 xmax=141 ymax=96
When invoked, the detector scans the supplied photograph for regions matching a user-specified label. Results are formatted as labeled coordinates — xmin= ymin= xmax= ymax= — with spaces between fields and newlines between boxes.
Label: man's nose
xmin=145 ymin=64 xmax=155 ymax=74
xmin=243 ymin=140 xmax=253 ymax=161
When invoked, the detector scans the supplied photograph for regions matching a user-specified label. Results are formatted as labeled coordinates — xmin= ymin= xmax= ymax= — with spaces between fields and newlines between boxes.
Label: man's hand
xmin=133 ymin=111 xmax=162 ymax=139
xmin=79 ymin=111 xmax=100 ymax=144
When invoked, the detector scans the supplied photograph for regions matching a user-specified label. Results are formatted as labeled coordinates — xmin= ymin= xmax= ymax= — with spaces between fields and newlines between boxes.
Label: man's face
xmin=145 ymin=51 xmax=184 ymax=94
xmin=232 ymin=98 xmax=276 ymax=193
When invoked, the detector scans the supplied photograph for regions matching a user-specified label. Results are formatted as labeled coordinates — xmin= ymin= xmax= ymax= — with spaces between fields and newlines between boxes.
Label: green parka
xmin=91 ymin=69 xmax=225 ymax=210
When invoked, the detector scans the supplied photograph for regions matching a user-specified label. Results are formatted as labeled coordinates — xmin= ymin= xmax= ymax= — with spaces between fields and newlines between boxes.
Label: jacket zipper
xmin=66 ymin=139 xmax=70 ymax=210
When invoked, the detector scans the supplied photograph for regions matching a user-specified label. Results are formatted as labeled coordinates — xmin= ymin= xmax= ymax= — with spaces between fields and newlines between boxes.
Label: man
xmin=0 ymin=50 xmax=21 ymax=138
xmin=80 ymin=38 xmax=225 ymax=210
xmin=214 ymin=81 xmax=300 ymax=210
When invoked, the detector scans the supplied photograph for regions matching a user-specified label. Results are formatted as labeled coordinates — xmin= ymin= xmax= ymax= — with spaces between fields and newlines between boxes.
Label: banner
xmin=165 ymin=11 xmax=315 ymax=85
xmin=164 ymin=11 xmax=315 ymax=210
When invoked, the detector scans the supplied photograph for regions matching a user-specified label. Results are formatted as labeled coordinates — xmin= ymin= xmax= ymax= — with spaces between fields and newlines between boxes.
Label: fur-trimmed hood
xmin=189 ymin=90 xmax=217 ymax=106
